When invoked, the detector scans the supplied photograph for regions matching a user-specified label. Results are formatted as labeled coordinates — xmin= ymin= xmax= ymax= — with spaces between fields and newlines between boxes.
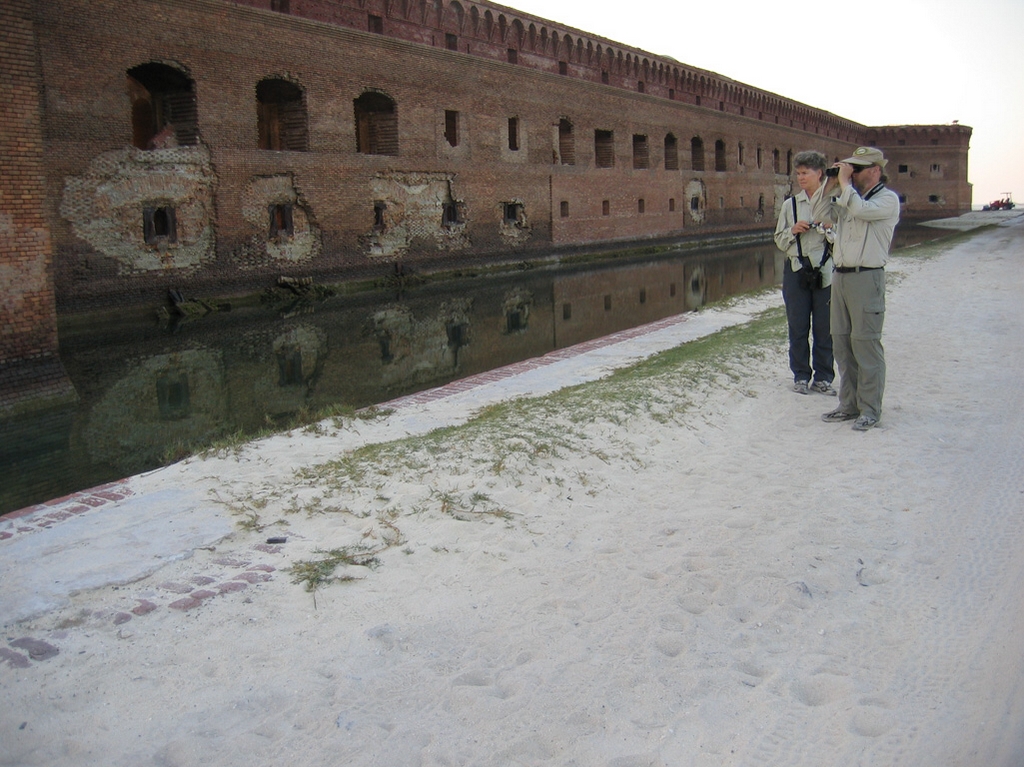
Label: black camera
xmin=825 ymin=167 xmax=841 ymax=177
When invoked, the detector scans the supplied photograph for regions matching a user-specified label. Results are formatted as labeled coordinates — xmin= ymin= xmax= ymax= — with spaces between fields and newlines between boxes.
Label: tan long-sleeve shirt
xmin=812 ymin=182 xmax=901 ymax=269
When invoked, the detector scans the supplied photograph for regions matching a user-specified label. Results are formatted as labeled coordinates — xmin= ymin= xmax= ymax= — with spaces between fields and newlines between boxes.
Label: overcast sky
xmin=504 ymin=0 xmax=1022 ymax=208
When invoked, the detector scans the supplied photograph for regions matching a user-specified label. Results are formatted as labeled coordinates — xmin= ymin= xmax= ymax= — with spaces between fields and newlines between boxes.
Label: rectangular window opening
xmin=668 ymin=198 xmax=676 ymax=212
xmin=562 ymin=303 xmax=572 ymax=320
xmin=602 ymin=199 xmax=610 ymax=216
xmin=446 ymin=33 xmax=459 ymax=51
xmin=560 ymin=200 xmax=569 ymax=218
xmin=559 ymin=61 xmax=568 ymax=76
xmin=373 ymin=201 xmax=386 ymax=231
xmin=368 ymin=14 xmax=383 ymax=33
xmin=444 ymin=110 xmax=459 ymax=147
xmin=595 ymin=129 xmax=614 ymax=168
xmin=268 ymin=203 xmax=294 ymax=241
xmin=632 ymin=134 xmax=649 ymax=169
xmin=604 ymin=295 xmax=612 ymax=311
xmin=442 ymin=201 xmax=461 ymax=227
xmin=639 ymin=288 xmax=647 ymax=304
xmin=507 ymin=48 xmax=518 ymax=64
xmin=503 ymin=202 xmax=523 ymax=224
xmin=638 ymin=198 xmax=645 ymax=214
xmin=508 ymin=117 xmax=520 ymax=151
xmin=144 ymin=205 xmax=178 ymax=245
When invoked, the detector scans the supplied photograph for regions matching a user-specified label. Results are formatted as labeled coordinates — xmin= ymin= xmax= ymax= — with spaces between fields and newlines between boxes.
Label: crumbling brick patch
xmin=366 ymin=171 xmax=470 ymax=258
xmin=685 ymin=179 xmax=707 ymax=225
xmin=239 ymin=174 xmax=321 ymax=268
xmin=60 ymin=145 xmax=216 ymax=274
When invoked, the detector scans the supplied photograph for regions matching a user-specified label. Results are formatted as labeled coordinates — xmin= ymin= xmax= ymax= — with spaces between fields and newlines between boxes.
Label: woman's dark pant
xmin=782 ymin=260 xmax=834 ymax=384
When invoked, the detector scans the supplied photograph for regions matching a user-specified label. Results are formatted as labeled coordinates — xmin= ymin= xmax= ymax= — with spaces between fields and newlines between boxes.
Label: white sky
xmin=504 ymin=0 xmax=1023 ymax=208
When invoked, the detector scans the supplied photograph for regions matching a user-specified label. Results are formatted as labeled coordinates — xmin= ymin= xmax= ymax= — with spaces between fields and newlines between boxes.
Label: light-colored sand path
xmin=1 ymin=215 xmax=1022 ymax=767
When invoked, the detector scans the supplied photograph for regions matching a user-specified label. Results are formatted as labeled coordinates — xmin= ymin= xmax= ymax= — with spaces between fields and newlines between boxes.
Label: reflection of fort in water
xmin=1 ymin=246 xmax=774 ymax=514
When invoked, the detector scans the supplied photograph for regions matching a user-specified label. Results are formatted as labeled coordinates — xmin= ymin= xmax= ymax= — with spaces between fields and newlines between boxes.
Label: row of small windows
xmin=127 ymin=62 xmax=794 ymax=173
xmin=559 ymin=198 xmax=678 ymax=217
xmin=144 ymin=189 xmax=756 ymax=250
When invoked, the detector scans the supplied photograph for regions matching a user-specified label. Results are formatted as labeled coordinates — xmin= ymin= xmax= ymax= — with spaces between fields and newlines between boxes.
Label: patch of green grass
xmin=288 ymin=545 xmax=383 ymax=592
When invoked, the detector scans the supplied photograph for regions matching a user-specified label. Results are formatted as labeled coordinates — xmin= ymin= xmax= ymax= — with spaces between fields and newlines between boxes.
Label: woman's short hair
xmin=793 ymin=150 xmax=828 ymax=173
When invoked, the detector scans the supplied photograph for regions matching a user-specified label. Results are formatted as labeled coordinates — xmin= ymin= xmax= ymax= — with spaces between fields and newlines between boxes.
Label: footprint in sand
xmin=849 ymin=698 xmax=897 ymax=737
xmin=653 ymin=635 xmax=687 ymax=658
xmin=734 ymin=660 xmax=772 ymax=686
xmin=676 ymin=593 xmax=711 ymax=615
xmin=791 ymin=673 xmax=852 ymax=707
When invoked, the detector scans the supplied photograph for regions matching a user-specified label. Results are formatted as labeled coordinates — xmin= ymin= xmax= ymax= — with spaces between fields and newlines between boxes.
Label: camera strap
xmin=792 ymin=195 xmax=822 ymax=270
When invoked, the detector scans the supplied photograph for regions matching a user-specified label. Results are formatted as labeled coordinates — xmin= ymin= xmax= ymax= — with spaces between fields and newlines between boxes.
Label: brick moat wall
xmin=1 ymin=0 xmax=973 ymax=363
xmin=0 ymin=0 xmax=59 ymax=367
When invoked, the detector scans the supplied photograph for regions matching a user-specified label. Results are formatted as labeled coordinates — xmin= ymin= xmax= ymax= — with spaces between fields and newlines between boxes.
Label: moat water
xmin=0 ymin=226 xmax=948 ymax=516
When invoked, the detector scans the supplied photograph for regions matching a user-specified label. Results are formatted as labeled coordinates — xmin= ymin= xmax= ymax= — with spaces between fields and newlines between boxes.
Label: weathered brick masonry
xmin=0 ymin=0 xmax=76 ymax=412
xmin=1 ymin=0 xmax=972 ymax=365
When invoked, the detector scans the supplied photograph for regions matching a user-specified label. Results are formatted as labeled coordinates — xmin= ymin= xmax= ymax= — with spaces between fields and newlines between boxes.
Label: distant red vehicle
xmin=983 ymin=194 xmax=1015 ymax=211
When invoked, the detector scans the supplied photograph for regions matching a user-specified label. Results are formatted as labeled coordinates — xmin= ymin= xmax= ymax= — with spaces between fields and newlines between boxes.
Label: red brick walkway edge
xmin=382 ymin=312 xmax=690 ymax=409
xmin=0 ymin=480 xmax=134 ymax=542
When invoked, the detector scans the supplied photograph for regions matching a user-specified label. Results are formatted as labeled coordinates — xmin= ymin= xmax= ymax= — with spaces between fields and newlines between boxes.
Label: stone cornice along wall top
xmin=227 ymin=0 xmax=865 ymax=142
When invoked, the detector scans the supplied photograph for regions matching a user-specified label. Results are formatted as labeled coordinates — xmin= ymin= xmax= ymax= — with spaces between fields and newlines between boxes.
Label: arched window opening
xmin=715 ymin=139 xmax=726 ymax=172
xmin=127 ymin=63 xmax=198 ymax=150
xmin=558 ymin=119 xmax=575 ymax=165
xmin=691 ymin=136 xmax=705 ymax=172
xmin=632 ymin=134 xmax=649 ymax=169
xmin=595 ymin=129 xmax=614 ymax=168
xmin=354 ymin=92 xmax=399 ymax=155
xmin=664 ymin=133 xmax=679 ymax=171
xmin=257 ymin=78 xmax=308 ymax=151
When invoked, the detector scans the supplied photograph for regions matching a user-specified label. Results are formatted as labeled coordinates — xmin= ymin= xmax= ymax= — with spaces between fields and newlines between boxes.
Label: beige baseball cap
xmin=840 ymin=146 xmax=888 ymax=169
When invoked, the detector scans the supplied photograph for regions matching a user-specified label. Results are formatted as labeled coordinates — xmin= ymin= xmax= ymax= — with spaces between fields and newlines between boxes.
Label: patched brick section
xmin=60 ymin=146 xmax=217 ymax=274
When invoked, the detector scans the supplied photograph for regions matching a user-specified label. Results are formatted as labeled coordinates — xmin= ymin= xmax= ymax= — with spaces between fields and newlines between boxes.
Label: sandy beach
xmin=2 ymin=212 xmax=1023 ymax=767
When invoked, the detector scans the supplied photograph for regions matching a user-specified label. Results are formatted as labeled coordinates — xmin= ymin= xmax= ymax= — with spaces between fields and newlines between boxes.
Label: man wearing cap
xmin=812 ymin=146 xmax=900 ymax=431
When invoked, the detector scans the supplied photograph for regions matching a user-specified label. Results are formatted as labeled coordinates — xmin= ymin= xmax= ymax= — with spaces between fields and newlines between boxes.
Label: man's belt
xmin=834 ymin=266 xmax=883 ymax=273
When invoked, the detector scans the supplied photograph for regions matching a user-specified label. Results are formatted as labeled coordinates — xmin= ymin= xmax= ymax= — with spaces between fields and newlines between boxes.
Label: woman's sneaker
xmin=793 ymin=380 xmax=810 ymax=395
xmin=811 ymin=380 xmax=837 ymax=396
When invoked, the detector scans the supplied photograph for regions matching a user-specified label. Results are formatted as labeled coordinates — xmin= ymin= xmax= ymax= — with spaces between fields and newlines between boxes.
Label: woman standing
xmin=774 ymin=150 xmax=836 ymax=395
